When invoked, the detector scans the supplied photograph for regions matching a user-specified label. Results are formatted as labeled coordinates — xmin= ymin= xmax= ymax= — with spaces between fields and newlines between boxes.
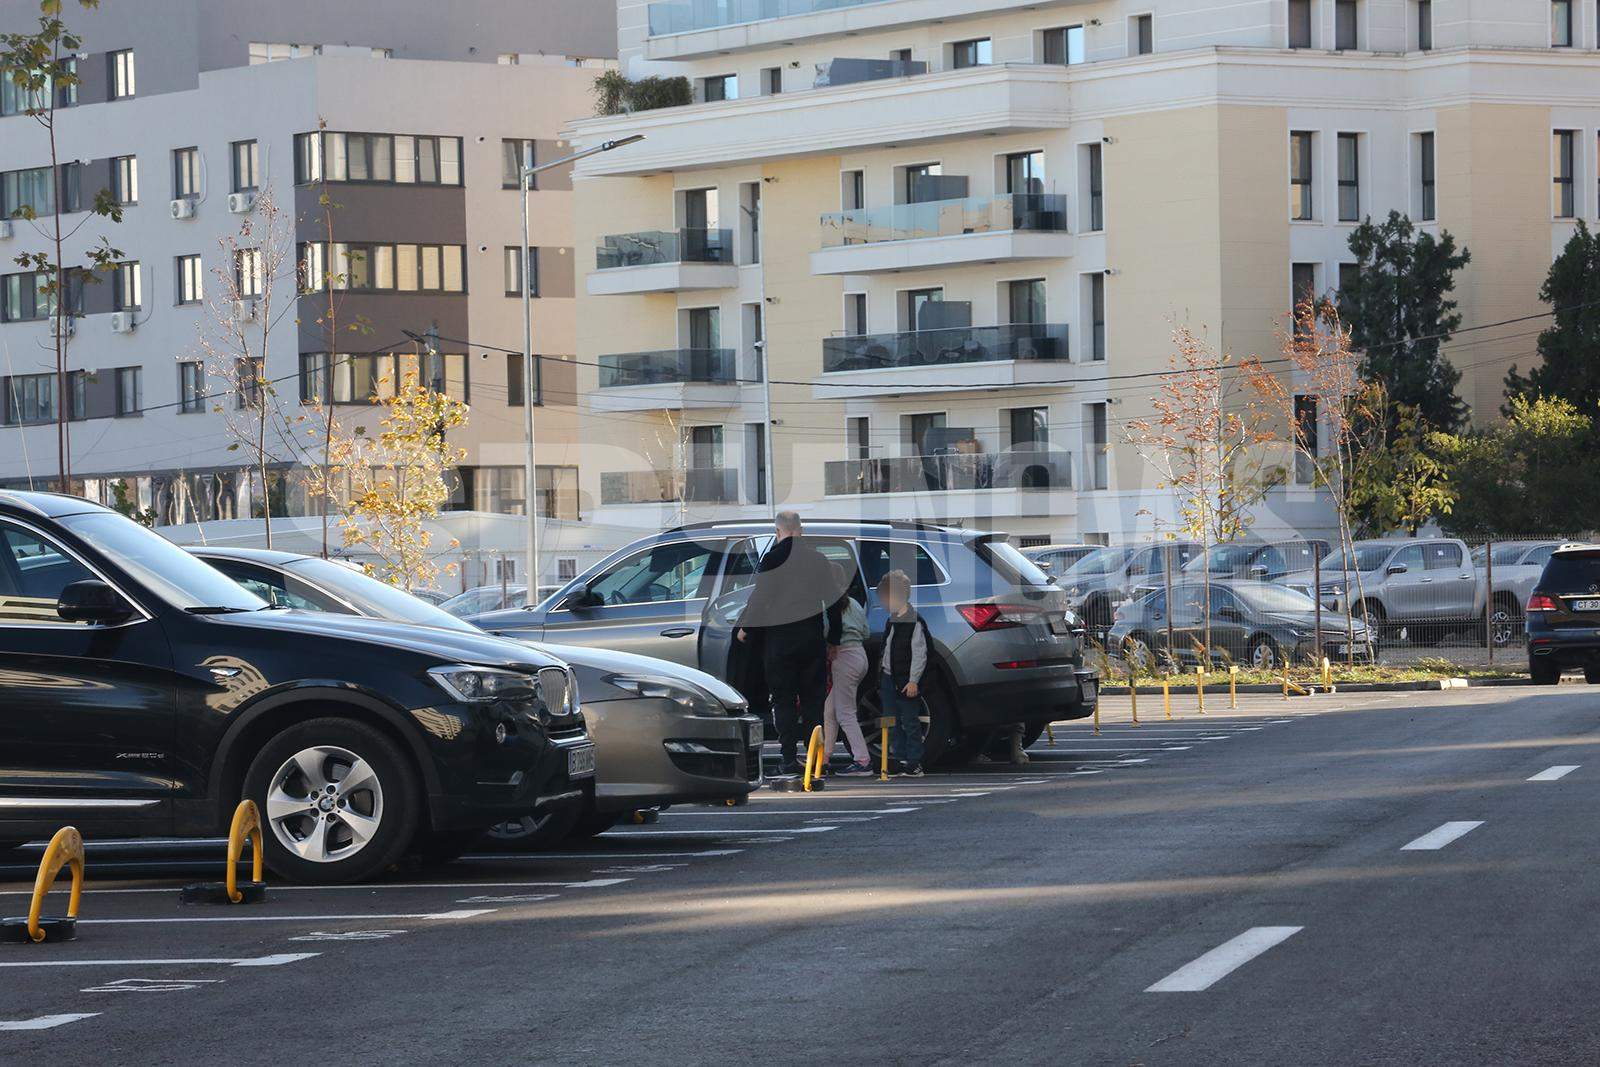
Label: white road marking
xmin=602 ymin=826 xmax=838 ymax=836
xmin=77 ymin=909 xmax=494 ymax=925
xmin=1401 ymin=821 xmax=1484 ymax=851
xmin=456 ymin=894 xmax=559 ymax=904
xmin=82 ymin=978 xmax=223 ymax=995
xmin=1030 ymin=746 xmax=1191 ymax=752
xmin=1528 ymin=765 xmax=1579 ymax=781
xmin=460 ymin=849 xmax=743 ymax=861
xmin=0 ymin=953 xmax=320 ymax=969
xmin=1146 ymin=927 xmax=1304 ymax=992
xmin=0 ymin=878 xmax=628 ymax=898
xmin=663 ymin=807 xmax=917 ymax=816
xmin=786 ymin=791 xmax=990 ymax=799
xmin=0 ymin=1014 xmax=100 ymax=1031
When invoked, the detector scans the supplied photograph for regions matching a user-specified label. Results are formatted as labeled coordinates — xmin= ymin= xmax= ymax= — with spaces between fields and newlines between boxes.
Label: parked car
xmin=189 ymin=546 xmax=763 ymax=849
xmin=1471 ymin=540 xmax=1563 ymax=647
xmin=1058 ymin=541 xmax=1203 ymax=634
xmin=1525 ymin=544 xmax=1600 ymax=684
xmin=1107 ymin=579 xmax=1374 ymax=669
xmin=0 ymin=490 xmax=593 ymax=883
xmin=1023 ymin=543 xmax=1100 ymax=580
xmin=470 ymin=520 xmax=1098 ymax=766
xmin=1281 ymin=538 xmax=1485 ymax=643
xmin=1127 ymin=538 xmax=1332 ymax=603
xmin=442 ymin=583 xmax=527 ymax=617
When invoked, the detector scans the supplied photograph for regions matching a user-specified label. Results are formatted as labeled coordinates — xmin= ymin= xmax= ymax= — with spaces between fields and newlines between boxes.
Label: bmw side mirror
xmin=57 ymin=579 xmax=134 ymax=625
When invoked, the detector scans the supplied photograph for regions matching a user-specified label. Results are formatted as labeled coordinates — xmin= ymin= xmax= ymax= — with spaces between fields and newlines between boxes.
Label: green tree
xmin=1339 ymin=210 xmax=1472 ymax=433
xmin=1505 ymin=220 xmax=1600 ymax=413
xmin=1348 ymin=404 xmax=1456 ymax=536
xmin=1436 ymin=394 xmax=1599 ymax=535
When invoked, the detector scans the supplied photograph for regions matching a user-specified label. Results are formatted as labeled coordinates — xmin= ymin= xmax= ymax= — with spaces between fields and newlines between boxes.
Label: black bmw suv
xmin=1526 ymin=544 xmax=1600 ymax=685
xmin=0 ymin=491 xmax=594 ymax=883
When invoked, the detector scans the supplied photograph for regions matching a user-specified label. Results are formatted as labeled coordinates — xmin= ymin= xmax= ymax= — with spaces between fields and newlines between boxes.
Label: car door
xmin=698 ymin=536 xmax=770 ymax=681
xmin=540 ymin=538 xmax=727 ymax=667
xmin=1425 ymin=541 xmax=1475 ymax=620
xmin=1383 ymin=544 xmax=1428 ymax=620
xmin=0 ymin=517 xmax=177 ymax=839
xmin=1206 ymin=587 xmax=1252 ymax=660
xmin=1168 ymin=585 xmax=1209 ymax=662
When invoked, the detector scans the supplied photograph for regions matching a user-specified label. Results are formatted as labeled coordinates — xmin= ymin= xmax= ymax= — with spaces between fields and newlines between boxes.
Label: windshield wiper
xmin=183 ymin=605 xmax=257 ymax=615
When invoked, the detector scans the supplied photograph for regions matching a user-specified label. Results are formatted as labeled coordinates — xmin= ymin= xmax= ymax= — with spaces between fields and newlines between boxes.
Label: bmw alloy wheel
xmin=264 ymin=745 xmax=385 ymax=864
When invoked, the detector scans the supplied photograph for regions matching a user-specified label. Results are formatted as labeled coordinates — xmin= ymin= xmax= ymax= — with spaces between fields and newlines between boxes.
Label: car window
xmin=717 ymin=538 xmax=764 ymax=598
xmin=1174 ymin=585 xmax=1209 ymax=616
xmin=809 ymin=539 xmax=866 ymax=602
xmin=0 ymin=522 xmax=96 ymax=625
xmin=58 ymin=510 xmax=264 ymax=611
xmin=1391 ymin=545 xmax=1425 ymax=571
xmin=1254 ymin=547 xmax=1286 ymax=576
xmin=1523 ymin=545 xmax=1556 ymax=568
xmin=1126 ymin=548 xmax=1158 ymax=577
xmin=1279 ymin=543 xmax=1318 ymax=572
xmin=587 ymin=541 xmax=720 ymax=606
xmin=1143 ymin=589 xmax=1167 ymax=614
xmin=205 ymin=558 xmax=348 ymax=613
xmin=1425 ymin=542 xmax=1462 ymax=570
xmin=857 ymin=539 xmax=943 ymax=587
xmin=1541 ymin=552 xmax=1600 ymax=591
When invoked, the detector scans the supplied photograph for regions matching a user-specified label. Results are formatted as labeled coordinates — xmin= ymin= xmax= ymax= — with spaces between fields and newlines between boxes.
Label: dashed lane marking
xmin=77 ymin=909 xmax=495 ymax=926
xmin=1401 ymin=821 xmax=1484 ymax=851
xmin=1146 ymin=927 xmax=1304 ymax=993
xmin=0 ymin=1014 xmax=100 ymax=1030
xmin=1528 ymin=765 xmax=1579 ymax=781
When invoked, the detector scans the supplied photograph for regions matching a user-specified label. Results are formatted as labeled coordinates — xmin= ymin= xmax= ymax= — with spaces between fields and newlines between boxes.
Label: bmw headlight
xmin=605 ymin=673 xmax=723 ymax=716
xmin=428 ymin=665 xmax=538 ymax=703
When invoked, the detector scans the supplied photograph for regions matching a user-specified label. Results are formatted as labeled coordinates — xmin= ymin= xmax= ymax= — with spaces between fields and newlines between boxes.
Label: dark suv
xmin=472 ymin=519 xmax=1098 ymax=766
xmin=0 ymin=491 xmax=594 ymax=883
xmin=1526 ymin=544 xmax=1600 ymax=685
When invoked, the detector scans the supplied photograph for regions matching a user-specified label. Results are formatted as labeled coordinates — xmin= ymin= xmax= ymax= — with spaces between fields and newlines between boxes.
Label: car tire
xmin=479 ymin=804 xmax=581 ymax=852
xmin=1585 ymin=667 xmax=1600 ymax=686
xmin=1248 ymin=635 xmax=1281 ymax=671
xmin=854 ymin=670 xmax=957 ymax=769
xmin=243 ymin=717 xmax=420 ymax=885
xmin=566 ymin=809 xmax=621 ymax=841
xmin=1121 ymin=632 xmax=1156 ymax=673
xmin=1529 ymin=659 xmax=1561 ymax=686
xmin=1489 ymin=598 xmax=1522 ymax=648
xmin=1359 ymin=601 xmax=1387 ymax=639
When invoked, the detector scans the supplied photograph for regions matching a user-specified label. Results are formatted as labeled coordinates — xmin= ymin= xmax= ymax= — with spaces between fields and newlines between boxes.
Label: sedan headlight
xmin=605 ymin=673 xmax=724 ymax=716
xmin=428 ymin=664 xmax=538 ymax=703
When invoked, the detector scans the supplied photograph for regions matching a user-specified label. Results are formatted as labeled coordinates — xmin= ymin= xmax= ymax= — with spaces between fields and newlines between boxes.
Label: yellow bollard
xmin=1129 ymin=682 xmax=1140 ymax=726
xmin=1 ymin=826 xmax=84 ymax=944
xmin=225 ymin=800 xmax=264 ymax=904
xmin=802 ymin=724 xmax=824 ymax=792
xmin=1322 ymin=656 xmax=1332 ymax=689
xmin=1282 ymin=663 xmax=1290 ymax=700
xmin=879 ymin=717 xmax=894 ymax=782
xmin=1093 ymin=694 xmax=1100 ymax=736
xmin=1195 ymin=665 xmax=1206 ymax=715
xmin=1163 ymin=676 xmax=1172 ymax=720
xmin=1229 ymin=665 xmax=1239 ymax=710
xmin=1045 ymin=722 xmax=1056 ymax=745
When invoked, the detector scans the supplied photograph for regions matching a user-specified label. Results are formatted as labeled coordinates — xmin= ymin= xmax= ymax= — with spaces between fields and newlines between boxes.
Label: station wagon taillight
xmin=1526 ymin=593 xmax=1560 ymax=612
xmin=958 ymin=603 xmax=1044 ymax=631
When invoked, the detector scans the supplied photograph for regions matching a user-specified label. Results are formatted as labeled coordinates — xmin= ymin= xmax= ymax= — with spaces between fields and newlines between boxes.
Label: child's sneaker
xmin=899 ymin=763 xmax=924 ymax=778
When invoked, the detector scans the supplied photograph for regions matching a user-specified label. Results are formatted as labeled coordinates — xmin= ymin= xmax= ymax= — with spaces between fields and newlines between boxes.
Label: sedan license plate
xmin=567 ymin=745 xmax=596 ymax=780
xmin=1574 ymin=599 xmax=1600 ymax=612
xmin=1049 ymin=616 xmax=1071 ymax=636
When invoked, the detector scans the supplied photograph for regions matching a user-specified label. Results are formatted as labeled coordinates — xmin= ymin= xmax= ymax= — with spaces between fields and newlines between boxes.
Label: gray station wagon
xmin=471 ymin=520 xmax=1099 ymax=766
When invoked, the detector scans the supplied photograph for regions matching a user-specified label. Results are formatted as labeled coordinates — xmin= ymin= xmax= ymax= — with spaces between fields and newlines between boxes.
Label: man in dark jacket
xmin=737 ymin=511 xmax=842 ymax=773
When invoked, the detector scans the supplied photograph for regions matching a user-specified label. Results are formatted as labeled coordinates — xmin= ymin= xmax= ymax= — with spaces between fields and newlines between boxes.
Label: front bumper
xmin=958 ymin=666 xmax=1099 ymax=729
xmin=421 ymin=702 xmax=595 ymax=832
xmin=584 ymin=700 xmax=763 ymax=815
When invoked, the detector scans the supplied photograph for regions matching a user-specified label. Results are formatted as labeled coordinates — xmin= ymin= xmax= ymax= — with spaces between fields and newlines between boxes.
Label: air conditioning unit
xmin=170 ymin=198 xmax=196 ymax=220
xmin=227 ymin=191 xmax=255 ymax=214
xmin=110 ymin=311 xmax=135 ymax=334
xmin=0 ymin=219 xmax=11 ymax=240
xmin=49 ymin=316 xmax=75 ymax=338
xmin=232 ymin=298 xmax=256 ymax=321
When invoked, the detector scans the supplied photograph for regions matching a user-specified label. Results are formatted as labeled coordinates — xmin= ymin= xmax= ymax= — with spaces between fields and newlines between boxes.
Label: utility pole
xmin=518 ymin=134 xmax=643 ymax=604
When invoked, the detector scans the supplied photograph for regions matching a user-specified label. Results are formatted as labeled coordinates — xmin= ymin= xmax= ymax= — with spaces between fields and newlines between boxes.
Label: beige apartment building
xmin=565 ymin=0 xmax=1600 ymax=545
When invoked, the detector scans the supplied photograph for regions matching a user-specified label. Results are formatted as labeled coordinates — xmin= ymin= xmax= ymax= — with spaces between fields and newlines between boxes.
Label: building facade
xmin=0 ymin=0 xmax=616 ymax=585
xmin=566 ymin=0 xmax=1600 ymax=545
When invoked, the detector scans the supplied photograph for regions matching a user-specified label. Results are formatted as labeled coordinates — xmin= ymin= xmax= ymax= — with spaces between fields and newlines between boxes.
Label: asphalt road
xmin=1 ymin=686 xmax=1597 ymax=1065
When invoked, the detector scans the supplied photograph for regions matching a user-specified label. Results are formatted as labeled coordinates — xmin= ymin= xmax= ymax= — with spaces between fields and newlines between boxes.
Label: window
xmin=235 ymin=248 xmax=265 ymax=298
xmin=300 ymin=242 xmax=467 ymax=293
xmin=231 ymin=140 xmax=259 ymax=193
xmin=1337 ymin=133 xmax=1360 ymax=222
xmin=0 ymin=166 xmax=54 ymax=218
xmin=506 ymin=353 xmax=542 ymax=407
xmin=1005 ymin=151 xmax=1045 ymax=196
xmin=1338 ymin=262 xmax=1361 ymax=299
xmin=176 ymin=254 xmax=203 ymax=305
xmin=111 ymin=155 xmax=138 ymax=205
xmin=1132 ymin=14 xmax=1154 ymax=55
xmin=902 ymin=411 xmax=946 ymax=455
xmin=858 ymin=540 xmax=945 ymax=588
xmin=114 ymin=366 xmax=142 ymax=417
xmin=0 ymin=523 xmax=96 ymax=624
xmin=846 ymin=292 xmax=867 ymax=335
xmin=1417 ymin=0 xmax=1432 ymax=49
xmin=58 ymin=163 xmax=82 ymax=214
xmin=294 ymin=132 xmax=463 ymax=186
xmin=702 ymin=74 xmax=737 ymax=102
xmin=583 ymin=542 xmax=720 ymax=607
xmin=501 ymin=138 xmax=534 ymax=189
xmin=762 ymin=66 xmax=782 ymax=94
xmin=1554 ymin=130 xmax=1576 ymax=218
xmin=1290 ymin=131 xmax=1314 ymax=220
xmin=300 ymin=352 xmax=467 ymax=405
xmin=1335 ymin=0 xmax=1358 ymax=49
xmin=741 ymin=181 xmax=761 ymax=264
xmin=951 ymin=38 xmax=992 ymax=68
xmin=249 ymin=42 xmax=319 ymax=64
xmin=1 ymin=271 xmax=52 ymax=322
xmin=849 ymin=416 xmax=871 ymax=459
xmin=109 ymin=49 xmax=135 ymax=99
xmin=2 ymin=374 xmax=55 ymax=425
xmin=178 ymin=362 xmax=205 ymax=413
xmin=901 ymin=287 xmax=942 ymax=331
xmin=1042 ymin=25 xmax=1085 ymax=65
xmin=1294 ymin=395 xmax=1319 ymax=483
xmin=1291 ymin=262 xmax=1317 ymax=322
xmin=419 ymin=351 xmax=468 ymax=401
xmin=236 ymin=357 xmax=264 ymax=409
xmin=113 ymin=261 xmax=141 ymax=312
xmin=1552 ymin=0 xmax=1573 ymax=46
xmin=1289 ymin=0 xmax=1313 ymax=47
xmin=1086 ymin=143 xmax=1104 ymax=230
xmin=1008 ymin=407 xmax=1049 ymax=449
xmin=504 ymin=247 xmax=538 ymax=297
xmin=1008 ymin=278 xmax=1046 ymax=324
xmin=172 ymin=147 xmax=200 ymax=199
xmin=1088 ymin=403 xmax=1108 ymax=489
xmin=1417 ymin=131 xmax=1436 ymax=221
xmin=841 ymin=169 xmax=864 ymax=211
xmin=1088 ymin=273 xmax=1106 ymax=360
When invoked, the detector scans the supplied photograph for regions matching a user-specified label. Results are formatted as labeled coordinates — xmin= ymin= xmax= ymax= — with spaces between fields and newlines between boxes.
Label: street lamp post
xmin=519 ymin=134 xmax=642 ymax=604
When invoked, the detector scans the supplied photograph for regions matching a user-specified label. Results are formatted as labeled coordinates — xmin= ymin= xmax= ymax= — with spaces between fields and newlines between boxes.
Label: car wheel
xmin=1529 ymin=659 xmax=1561 ymax=686
xmin=1121 ymin=632 xmax=1155 ymax=673
xmin=1585 ymin=667 xmax=1600 ymax=686
xmin=243 ymin=717 xmax=420 ymax=885
xmin=479 ymin=804 xmax=581 ymax=852
xmin=1489 ymin=599 xmax=1521 ymax=648
xmin=1249 ymin=635 xmax=1281 ymax=671
xmin=854 ymin=671 xmax=957 ymax=769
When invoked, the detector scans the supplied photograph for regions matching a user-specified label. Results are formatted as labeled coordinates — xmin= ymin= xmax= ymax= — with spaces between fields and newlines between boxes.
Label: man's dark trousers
xmin=764 ymin=622 xmax=827 ymax=767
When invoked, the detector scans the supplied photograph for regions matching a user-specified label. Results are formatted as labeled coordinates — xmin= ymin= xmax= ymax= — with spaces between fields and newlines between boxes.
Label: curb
xmin=1100 ymin=676 xmax=1532 ymax=696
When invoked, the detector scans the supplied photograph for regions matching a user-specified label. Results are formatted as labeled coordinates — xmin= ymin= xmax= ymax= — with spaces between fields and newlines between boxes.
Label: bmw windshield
xmin=59 ymin=511 xmax=267 ymax=611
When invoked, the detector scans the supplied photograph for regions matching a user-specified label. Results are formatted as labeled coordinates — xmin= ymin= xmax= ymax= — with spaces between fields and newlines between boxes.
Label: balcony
xmin=592 ymin=347 xmax=741 ymax=412
xmin=568 ymin=64 xmax=1070 ymax=177
xmin=823 ymin=448 xmax=1075 ymax=520
xmin=817 ymin=323 xmax=1072 ymax=397
xmin=644 ymin=0 xmax=1079 ymax=60
xmin=588 ymin=228 xmax=739 ymax=296
xmin=811 ymin=193 xmax=1070 ymax=275
xmin=601 ymin=467 xmax=740 ymax=506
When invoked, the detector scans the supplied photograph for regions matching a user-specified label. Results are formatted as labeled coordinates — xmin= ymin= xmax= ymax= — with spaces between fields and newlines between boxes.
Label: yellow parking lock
xmin=180 ymin=800 xmax=266 ymax=905
xmin=1229 ymin=665 xmax=1239 ymax=710
xmin=802 ymin=724 xmax=825 ymax=792
xmin=1163 ymin=677 xmax=1172 ymax=720
xmin=1 ymin=826 xmax=84 ymax=944
xmin=879 ymin=717 xmax=893 ymax=782
xmin=1195 ymin=666 xmax=1206 ymax=715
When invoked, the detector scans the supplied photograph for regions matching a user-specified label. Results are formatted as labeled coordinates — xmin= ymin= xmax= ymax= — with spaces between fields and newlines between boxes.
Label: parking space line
xmin=602 ymin=826 xmax=838 ymax=836
xmin=0 ymin=1014 xmax=100 ymax=1030
xmin=1401 ymin=821 xmax=1484 ymax=851
xmin=0 ymin=953 xmax=321 ymax=969
xmin=461 ymin=849 xmax=744 ymax=861
xmin=0 ymin=878 xmax=632 ymax=898
xmin=661 ymin=807 xmax=918 ymax=816
xmin=78 ymin=909 xmax=495 ymax=925
xmin=1146 ymin=927 xmax=1303 ymax=992
xmin=1528 ymin=765 xmax=1579 ymax=781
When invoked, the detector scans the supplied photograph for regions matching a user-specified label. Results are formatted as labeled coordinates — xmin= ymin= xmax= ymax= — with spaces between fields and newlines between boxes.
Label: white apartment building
xmin=565 ymin=0 xmax=1600 ymax=546
xmin=0 ymin=0 xmax=616 ymax=587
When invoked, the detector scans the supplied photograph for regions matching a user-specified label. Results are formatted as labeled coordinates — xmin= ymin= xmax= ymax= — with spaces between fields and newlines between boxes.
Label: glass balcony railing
xmin=601 ymin=467 xmax=739 ymax=505
xmin=820 ymin=193 xmax=1068 ymax=248
xmin=822 ymin=323 xmax=1067 ymax=374
xmin=595 ymin=228 xmax=733 ymax=270
xmin=597 ymin=348 xmax=737 ymax=388
xmin=648 ymin=0 xmax=895 ymax=36
xmin=825 ymin=448 xmax=1073 ymax=495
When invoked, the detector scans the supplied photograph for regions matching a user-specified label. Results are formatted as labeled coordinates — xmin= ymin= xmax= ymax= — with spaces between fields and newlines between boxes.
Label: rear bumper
xmin=957 ymin=667 xmax=1099 ymax=729
xmin=1529 ymin=633 xmax=1600 ymax=667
